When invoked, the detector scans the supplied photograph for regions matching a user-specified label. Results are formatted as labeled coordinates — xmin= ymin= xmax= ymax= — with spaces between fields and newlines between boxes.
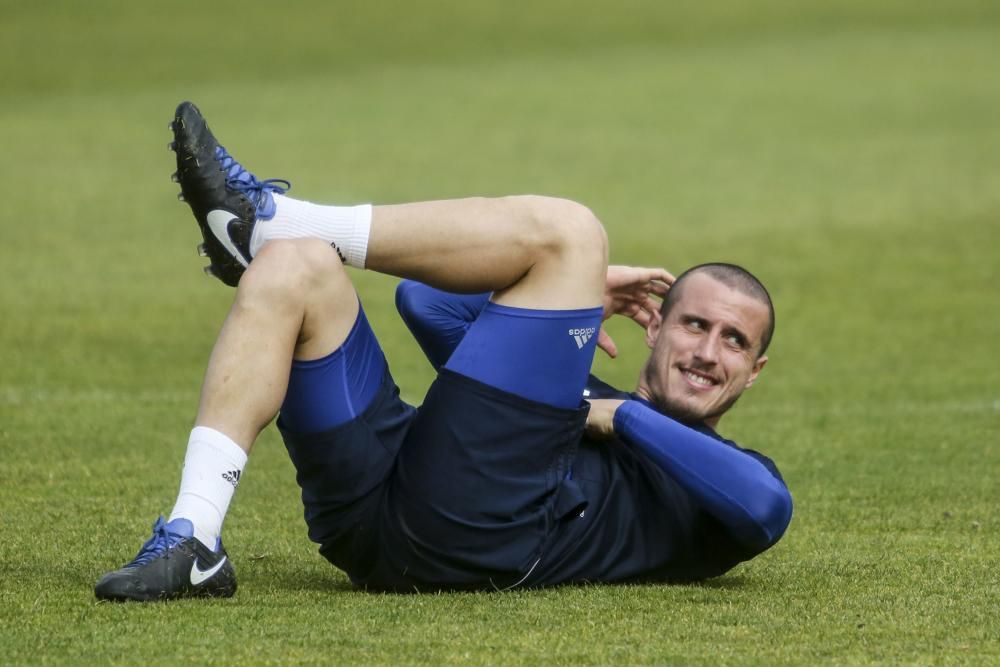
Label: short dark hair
xmin=660 ymin=263 xmax=775 ymax=356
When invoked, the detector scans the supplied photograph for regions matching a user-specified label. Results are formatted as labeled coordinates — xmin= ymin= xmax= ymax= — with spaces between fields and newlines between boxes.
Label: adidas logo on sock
xmin=568 ymin=327 xmax=596 ymax=349
xmin=221 ymin=469 xmax=241 ymax=488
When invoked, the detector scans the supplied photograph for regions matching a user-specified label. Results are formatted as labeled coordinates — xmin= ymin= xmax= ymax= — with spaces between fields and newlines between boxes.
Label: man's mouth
xmin=681 ymin=368 xmax=719 ymax=388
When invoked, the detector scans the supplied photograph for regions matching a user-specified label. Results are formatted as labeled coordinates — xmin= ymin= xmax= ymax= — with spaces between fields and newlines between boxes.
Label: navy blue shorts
xmin=278 ymin=301 xmax=602 ymax=591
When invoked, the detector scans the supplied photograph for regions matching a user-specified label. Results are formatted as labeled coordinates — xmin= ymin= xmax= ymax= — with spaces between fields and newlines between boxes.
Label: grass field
xmin=2 ymin=1 xmax=999 ymax=664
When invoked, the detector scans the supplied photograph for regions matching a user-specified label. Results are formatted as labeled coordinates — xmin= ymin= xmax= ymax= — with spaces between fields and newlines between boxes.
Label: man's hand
xmin=585 ymin=398 xmax=626 ymax=439
xmin=598 ymin=265 xmax=674 ymax=358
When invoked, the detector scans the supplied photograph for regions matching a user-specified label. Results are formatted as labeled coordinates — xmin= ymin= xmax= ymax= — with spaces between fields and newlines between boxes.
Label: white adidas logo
xmin=568 ymin=327 xmax=596 ymax=349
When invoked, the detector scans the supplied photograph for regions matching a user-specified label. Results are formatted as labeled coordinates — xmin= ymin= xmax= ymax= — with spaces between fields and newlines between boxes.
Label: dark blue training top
xmin=394 ymin=282 xmax=793 ymax=584
xmin=525 ymin=375 xmax=791 ymax=585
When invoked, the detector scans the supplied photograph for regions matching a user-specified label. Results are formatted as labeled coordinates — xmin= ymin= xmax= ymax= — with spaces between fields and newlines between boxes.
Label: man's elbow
xmin=743 ymin=483 xmax=793 ymax=552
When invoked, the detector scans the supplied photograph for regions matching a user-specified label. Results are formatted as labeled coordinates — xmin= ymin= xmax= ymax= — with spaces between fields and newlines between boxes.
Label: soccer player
xmin=94 ymin=102 xmax=792 ymax=601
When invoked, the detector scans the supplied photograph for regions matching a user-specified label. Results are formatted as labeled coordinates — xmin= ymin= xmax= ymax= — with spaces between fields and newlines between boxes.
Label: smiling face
xmin=637 ymin=272 xmax=770 ymax=428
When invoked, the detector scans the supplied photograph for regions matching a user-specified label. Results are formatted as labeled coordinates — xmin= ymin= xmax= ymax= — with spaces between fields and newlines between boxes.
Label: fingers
xmin=627 ymin=304 xmax=661 ymax=330
xmin=646 ymin=273 xmax=673 ymax=300
xmin=638 ymin=267 xmax=675 ymax=286
xmin=648 ymin=279 xmax=671 ymax=297
xmin=627 ymin=267 xmax=673 ymax=296
xmin=643 ymin=294 xmax=663 ymax=316
xmin=627 ymin=293 xmax=666 ymax=321
xmin=603 ymin=266 xmax=673 ymax=332
xmin=597 ymin=328 xmax=618 ymax=358
xmin=607 ymin=265 xmax=675 ymax=287
xmin=584 ymin=398 xmax=625 ymax=439
xmin=614 ymin=290 xmax=665 ymax=329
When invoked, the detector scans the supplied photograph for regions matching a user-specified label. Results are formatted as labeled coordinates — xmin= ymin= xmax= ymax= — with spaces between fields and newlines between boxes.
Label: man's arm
xmin=588 ymin=399 xmax=793 ymax=552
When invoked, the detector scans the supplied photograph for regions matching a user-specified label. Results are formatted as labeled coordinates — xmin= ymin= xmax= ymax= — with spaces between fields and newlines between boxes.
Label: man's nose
xmin=693 ymin=333 xmax=720 ymax=364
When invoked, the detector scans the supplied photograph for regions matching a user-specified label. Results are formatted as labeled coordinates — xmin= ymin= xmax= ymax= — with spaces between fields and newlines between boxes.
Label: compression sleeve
xmin=395 ymin=281 xmax=490 ymax=370
xmin=614 ymin=400 xmax=793 ymax=551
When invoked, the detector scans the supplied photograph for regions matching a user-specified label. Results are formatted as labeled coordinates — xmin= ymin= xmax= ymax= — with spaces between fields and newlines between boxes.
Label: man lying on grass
xmin=95 ymin=102 xmax=792 ymax=600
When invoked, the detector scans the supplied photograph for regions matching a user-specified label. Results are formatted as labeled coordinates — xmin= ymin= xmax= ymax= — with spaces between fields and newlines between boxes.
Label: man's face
xmin=639 ymin=273 xmax=770 ymax=428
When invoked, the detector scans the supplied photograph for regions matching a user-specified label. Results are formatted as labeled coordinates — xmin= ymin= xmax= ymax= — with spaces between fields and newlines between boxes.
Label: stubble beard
xmin=641 ymin=362 xmax=742 ymax=426
xmin=653 ymin=385 xmax=743 ymax=427
xmin=654 ymin=393 xmax=712 ymax=425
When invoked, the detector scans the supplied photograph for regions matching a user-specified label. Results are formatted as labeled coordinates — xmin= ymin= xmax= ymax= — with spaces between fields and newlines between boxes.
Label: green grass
xmin=2 ymin=1 xmax=998 ymax=664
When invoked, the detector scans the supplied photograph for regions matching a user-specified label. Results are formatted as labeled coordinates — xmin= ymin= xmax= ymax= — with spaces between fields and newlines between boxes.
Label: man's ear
xmin=745 ymin=355 xmax=767 ymax=388
xmin=645 ymin=311 xmax=662 ymax=349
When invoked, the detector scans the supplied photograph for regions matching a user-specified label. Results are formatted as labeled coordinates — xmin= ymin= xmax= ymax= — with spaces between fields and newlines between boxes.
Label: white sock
xmin=169 ymin=426 xmax=248 ymax=549
xmin=249 ymin=195 xmax=372 ymax=269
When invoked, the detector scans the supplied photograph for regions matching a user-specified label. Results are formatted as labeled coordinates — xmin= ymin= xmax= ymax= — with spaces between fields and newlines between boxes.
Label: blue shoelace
xmin=215 ymin=145 xmax=290 ymax=220
xmin=127 ymin=517 xmax=185 ymax=567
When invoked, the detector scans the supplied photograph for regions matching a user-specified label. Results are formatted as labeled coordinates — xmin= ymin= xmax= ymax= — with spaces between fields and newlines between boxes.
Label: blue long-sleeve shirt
xmin=615 ymin=399 xmax=792 ymax=552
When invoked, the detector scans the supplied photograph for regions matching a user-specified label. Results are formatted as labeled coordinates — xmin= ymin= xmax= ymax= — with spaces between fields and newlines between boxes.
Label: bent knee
xmin=239 ymin=239 xmax=349 ymax=302
xmin=510 ymin=195 xmax=608 ymax=273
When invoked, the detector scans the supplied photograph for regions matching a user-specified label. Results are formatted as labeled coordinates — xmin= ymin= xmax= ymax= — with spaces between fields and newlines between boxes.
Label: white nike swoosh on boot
xmin=207 ymin=210 xmax=250 ymax=267
xmin=190 ymin=556 xmax=227 ymax=585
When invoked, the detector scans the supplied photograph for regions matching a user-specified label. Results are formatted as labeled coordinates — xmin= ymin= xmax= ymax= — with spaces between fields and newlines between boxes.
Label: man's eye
xmin=686 ymin=319 xmax=704 ymax=330
xmin=725 ymin=334 xmax=745 ymax=348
